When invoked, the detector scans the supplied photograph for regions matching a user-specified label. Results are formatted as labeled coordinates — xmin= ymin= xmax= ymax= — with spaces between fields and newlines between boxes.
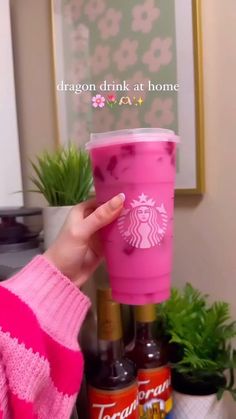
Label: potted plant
xmin=158 ymin=284 xmax=236 ymax=419
xmin=30 ymin=145 xmax=93 ymax=249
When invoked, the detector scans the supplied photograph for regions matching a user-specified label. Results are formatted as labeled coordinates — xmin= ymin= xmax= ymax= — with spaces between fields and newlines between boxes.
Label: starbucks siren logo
xmin=118 ymin=193 xmax=168 ymax=249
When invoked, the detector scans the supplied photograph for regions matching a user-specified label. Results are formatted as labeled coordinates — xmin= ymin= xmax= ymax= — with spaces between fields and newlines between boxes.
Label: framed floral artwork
xmin=51 ymin=0 xmax=205 ymax=194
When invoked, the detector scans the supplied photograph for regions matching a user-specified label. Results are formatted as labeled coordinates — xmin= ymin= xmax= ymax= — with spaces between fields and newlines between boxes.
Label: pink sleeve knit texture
xmin=0 ymin=255 xmax=91 ymax=418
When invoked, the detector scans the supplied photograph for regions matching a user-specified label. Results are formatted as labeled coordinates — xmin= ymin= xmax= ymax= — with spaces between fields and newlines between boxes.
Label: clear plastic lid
xmin=86 ymin=128 xmax=179 ymax=150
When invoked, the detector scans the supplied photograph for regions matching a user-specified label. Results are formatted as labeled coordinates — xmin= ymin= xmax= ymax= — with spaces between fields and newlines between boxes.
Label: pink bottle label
xmin=118 ymin=193 xmax=168 ymax=249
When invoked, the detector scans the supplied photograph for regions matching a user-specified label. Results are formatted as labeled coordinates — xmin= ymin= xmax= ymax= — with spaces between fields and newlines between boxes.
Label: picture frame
xmin=0 ymin=0 xmax=22 ymax=206
xmin=50 ymin=0 xmax=205 ymax=195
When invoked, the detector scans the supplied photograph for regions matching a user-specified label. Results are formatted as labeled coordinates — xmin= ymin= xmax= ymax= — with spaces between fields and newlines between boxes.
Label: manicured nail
xmin=110 ymin=193 xmax=126 ymax=210
xmin=119 ymin=193 xmax=126 ymax=202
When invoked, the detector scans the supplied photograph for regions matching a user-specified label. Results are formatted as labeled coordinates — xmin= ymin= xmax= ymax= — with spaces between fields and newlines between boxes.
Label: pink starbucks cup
xmin=86 ymin=128 xmax=179 ymax=305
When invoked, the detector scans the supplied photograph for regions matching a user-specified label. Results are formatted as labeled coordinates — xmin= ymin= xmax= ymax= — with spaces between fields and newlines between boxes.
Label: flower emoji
xmin=92 ymin=94 xmax=106 ymax=108
xmin=108 ymin=94 xmax=116 ymax=102
xmin=107 ymin=94 xmax=117 ymax=108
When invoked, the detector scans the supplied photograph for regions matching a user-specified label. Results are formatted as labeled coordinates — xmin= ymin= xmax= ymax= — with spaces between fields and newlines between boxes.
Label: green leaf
xmin=29 ymin=145 xmax=93 ymax=206
xmin=157 ymin=283 xmax=236 ymax=389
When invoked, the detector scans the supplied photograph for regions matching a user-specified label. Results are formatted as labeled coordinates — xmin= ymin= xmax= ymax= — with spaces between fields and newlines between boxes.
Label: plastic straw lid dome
xmin=86 ymin=128 xmax=180 ymax=149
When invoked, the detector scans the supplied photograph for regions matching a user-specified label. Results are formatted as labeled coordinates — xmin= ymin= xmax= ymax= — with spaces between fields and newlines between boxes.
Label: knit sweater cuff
xmin=1 ymin=255 xmax=91 ymax=349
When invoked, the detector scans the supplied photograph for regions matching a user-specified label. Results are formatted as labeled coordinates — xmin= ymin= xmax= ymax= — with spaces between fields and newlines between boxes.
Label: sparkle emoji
xmin=137 ymin=97 xmax=144 ymax=106
xmin=133 ymin=96 xmax=144 ymax=106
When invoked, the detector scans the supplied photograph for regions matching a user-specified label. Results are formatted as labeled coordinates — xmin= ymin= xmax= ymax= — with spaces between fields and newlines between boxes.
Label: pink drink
xmin=87 ymin=129 xmax=179 ymax=305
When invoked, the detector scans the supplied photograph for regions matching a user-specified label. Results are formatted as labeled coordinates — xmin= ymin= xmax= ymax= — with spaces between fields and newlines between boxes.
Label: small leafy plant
xmin=158 ymin=284 xmax=236 ymax=400
xmin=30 ymin=145 xmax=93 ymax=206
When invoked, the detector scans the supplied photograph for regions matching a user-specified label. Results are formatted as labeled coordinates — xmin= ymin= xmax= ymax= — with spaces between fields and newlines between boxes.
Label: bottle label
xmin=88 ymin=383 xmax=139 ymax=419
xmin=138 ymin=367 xmax=172 ymax=416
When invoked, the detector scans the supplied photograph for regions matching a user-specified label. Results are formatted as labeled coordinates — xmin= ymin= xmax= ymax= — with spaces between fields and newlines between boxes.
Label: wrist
xmin=43 ymin=248 xmax=85 ymax=288
xmin=44 ymin=247 xmax=69 ymax=281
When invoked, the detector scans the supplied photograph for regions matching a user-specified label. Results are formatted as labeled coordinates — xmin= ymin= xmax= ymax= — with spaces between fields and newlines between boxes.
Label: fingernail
xmin=110 ymin=193 xmax=126 ymax=210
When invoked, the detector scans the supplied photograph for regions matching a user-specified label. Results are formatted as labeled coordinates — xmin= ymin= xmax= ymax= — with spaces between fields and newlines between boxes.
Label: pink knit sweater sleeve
xmin=0 ymin=255 xmax=91 ymax=419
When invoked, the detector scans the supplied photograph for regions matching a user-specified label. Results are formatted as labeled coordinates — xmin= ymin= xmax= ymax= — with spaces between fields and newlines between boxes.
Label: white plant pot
xmin=43 ymin=206 xmax=73 ymax=250
xmin=173 ymin=391 xmax=228 ymax=419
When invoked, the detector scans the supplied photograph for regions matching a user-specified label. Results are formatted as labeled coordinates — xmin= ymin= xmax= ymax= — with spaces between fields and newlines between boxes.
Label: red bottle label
xmin=138 ymin=367 xmax=172 ymax=414
xmin=88 ymin=382 xmax=139 ymax=418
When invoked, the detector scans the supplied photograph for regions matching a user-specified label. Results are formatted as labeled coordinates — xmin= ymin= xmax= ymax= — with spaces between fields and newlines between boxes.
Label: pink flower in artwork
xmin=70 ymin=120 xmax=89 ymax=145
xmin=113 ymin=39 xmax=138 ymax=72
xmin=143 ymin=37 xmax=172 ymax=72
xmin=127 ymin=70 xmax=149 ymax=100
xmin=69 ymin=24 xmax=89 ymax=52
xmin=115 ymin=108 xmax=141 ymax=130
xmin=84 ymin=0 xmax=106 ymax=22
xmin=69 ymin=60 xmax=88 ymax=83
xmin=91 ymin=45 xmax=110 ymax=76
xmin=73 ymin=91 xmax=92 ymax=113
xmin=98 ymin=8 xmax=122 ymax=40
xmin=132 ymin=0 xmax=160 ymax=34
xmin=144 ymin=98 xmax=174 ymax=127
xmin=92 ymin=94 xmax=106 ymax=108
xmin=93 ymin=108 xmax=115 ymax=132
xmin=64 ymin=0 xmax=84 ymax=25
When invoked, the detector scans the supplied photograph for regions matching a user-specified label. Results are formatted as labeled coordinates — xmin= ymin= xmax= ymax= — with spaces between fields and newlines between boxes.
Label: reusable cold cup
xmin=86 ymin=128 xmax=179 ymax=305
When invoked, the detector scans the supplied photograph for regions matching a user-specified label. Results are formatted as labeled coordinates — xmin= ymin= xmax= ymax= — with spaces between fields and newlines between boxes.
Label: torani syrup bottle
xmin=88 ymin=297 xmax=139 ymax=418
xmin=126 ymin=304 xmax=173 ymax=418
